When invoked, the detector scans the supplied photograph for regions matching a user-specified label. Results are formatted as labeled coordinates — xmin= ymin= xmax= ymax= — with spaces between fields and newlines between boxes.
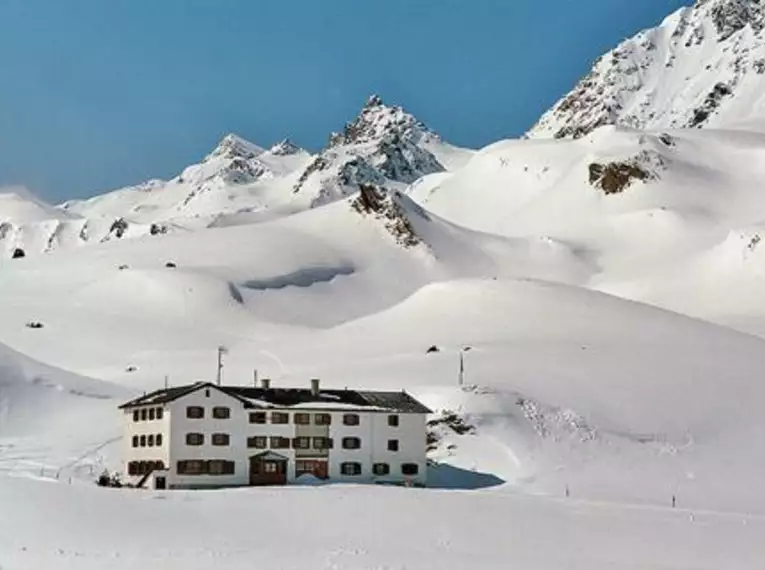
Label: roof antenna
xmin=216 ymin=346 xmax=228 ymax=386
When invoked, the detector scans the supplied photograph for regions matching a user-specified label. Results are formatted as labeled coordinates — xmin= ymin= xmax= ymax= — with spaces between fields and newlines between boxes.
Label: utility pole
xmin=458 ymin=350 xmax=465 ymax=386
xmin=216 ymin=346 xmax=228 ymax=386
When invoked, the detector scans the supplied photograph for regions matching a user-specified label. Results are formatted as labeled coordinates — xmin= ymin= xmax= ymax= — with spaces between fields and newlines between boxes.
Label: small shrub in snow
xmin=11 ymin=248 xmax=25 ymax=259
xmin=165 ymin=261 xmax=177 ymax=268
xmin=25 ymin=321 xmax=44 ymax=329
xmin=96 ymin=470 xmax=123 ymax=488
xmin=426 ymin=345 xmax=440 ymax=353
xmin=109 ymin=218 xmax=129 ymax=239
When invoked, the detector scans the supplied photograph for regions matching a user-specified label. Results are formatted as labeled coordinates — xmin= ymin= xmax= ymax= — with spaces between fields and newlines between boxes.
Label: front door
xmin=249 ymin=456 xmax=287 ymax=486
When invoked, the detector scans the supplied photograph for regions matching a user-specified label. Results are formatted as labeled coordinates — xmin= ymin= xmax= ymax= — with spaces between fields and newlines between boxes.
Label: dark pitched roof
xmin=117 ymin=382 xmax=252 ymax=410
xmin=118 ymin=382 xmax=432 ymax=414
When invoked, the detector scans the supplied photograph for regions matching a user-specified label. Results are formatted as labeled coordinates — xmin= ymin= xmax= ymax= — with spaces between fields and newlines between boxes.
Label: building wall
xmin=327 ymin=410 xmax=427 ymax=486
xmin=122 ymin=387 xmax=428 ymax=489
xmin=121 ymin=404 xmax=171 ymax=485
xmin=166 ymin=386 xmax=249 ymax=488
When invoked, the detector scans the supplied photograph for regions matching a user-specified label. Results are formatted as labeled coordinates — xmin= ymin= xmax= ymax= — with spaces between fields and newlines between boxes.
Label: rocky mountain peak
xmin=204 ymin=133 xmax=265 ymax=162
xmin=527 ymin=0 xmax=765 ymax=139
xmin=294 ymin=97 xmax=445 ymax=204
xmin=267 ymin=138 xmax=302 ymax=156
xmin=329 ymin=95 xmax=434 ymax=148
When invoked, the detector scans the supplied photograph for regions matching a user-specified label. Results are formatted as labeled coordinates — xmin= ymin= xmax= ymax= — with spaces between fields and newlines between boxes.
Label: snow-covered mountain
xmin=528 ymin=0 xmax=765 ymax=138
xmin=291 ymin=95 xmax=471 ymax=207
xmin=1 ymin=97 xmax=472 ymax=259
xmin=59 ymin=134 xmax=313 ymax=226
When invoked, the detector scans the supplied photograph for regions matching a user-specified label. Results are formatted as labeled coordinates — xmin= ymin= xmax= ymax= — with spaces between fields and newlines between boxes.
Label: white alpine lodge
xmin=119 ymin=377 xmax=431 ymax=490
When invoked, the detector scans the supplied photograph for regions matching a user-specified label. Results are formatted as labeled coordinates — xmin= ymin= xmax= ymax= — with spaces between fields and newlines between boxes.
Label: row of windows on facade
xmin=132 ymin=407 xmax=164 ymax=422
xmin=246 ymin=435 xmax=401 ymax=451
xmin=131 ymin=434 xmax=163 ymax=448
xmin=170 ymin=460 xmax=419 ymax=477
xmin=132 ymin=406 xmax=403 ymax=427
xmin=187 ymin=407 xmax=401 ymax=427
xmin=337 ymin=462 xmax=420 ymax=476
xmin=127 ymin=460 xmax=166 ymax=475
xmin=173 ymin=433 xmax=400 ymax=451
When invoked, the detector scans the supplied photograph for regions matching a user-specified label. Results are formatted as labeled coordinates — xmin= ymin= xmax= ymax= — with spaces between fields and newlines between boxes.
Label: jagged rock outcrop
xmin=588 ymin=150 xmax=666 ymax=195
xmin=528 ymin=0 xmax=765 ymax=139
xmin=350 ymin=184 xmax=424 ymax=248
xmin=293 ymin=96 xmax=446 ymax=206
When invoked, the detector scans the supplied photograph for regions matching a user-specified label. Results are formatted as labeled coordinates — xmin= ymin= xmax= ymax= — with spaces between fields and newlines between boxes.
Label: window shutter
xmin=327 ymin=438 xmax=334 ymax=449
xmin=292 ymin=437 xmax=300 ymax=449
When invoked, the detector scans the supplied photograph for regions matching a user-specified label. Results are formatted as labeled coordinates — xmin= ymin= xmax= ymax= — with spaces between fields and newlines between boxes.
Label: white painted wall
xmin=121 ymin=405 xmax=170 ymax=485
xmin=327 ymin=411 xmax=427 ymax=485
xmin=166 ymin=386 xmax=249 ymax=488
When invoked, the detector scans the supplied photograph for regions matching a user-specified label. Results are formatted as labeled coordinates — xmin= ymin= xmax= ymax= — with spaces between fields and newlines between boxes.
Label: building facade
xmin=119 ymin=379 xmax=431 ymax=490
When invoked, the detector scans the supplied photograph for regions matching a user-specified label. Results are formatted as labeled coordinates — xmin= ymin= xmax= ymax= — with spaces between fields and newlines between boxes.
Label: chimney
xmin=310 ymin=378 xmax=320 ymax=396
xmin=261 ymin=378 xmax=271 ymax=390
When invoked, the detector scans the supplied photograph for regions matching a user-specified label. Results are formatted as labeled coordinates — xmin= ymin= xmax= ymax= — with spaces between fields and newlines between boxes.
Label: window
xmin=208 ymin=460 xmax=235 ymax=475
xmin=295 ymin=460 xmax=312 ymax=476
xmin=313 ymin=437 xmax=333 ymax=449
xmin=128 ymin=461 xmax=137 ymax=475
xmin=186 ymin=433 xmax=204 ymax=446
xmin=314 ymin=413 xmax=331 ymax=425
xmin=270 ymin=436 xmax=291 ymax=449
xmin=205 ymin=389 xmax=210 ymax=398
xmin=156 ymin=408 xmax=164 ymax=420
xmin=250 ymin=411 xmax=266 ymax=424
xmin=212 ymin=406 xmax=230 ymax=419
xmin=212 ymin=433 xmax=230 ymax=446
xmin=401 ymin=463 xmax=419 ymax=476
xmin=271 ymin=412 xmax=289 ymax=424
xmin=131 ymin=435 xmax=138 ymax=448
xmin=340 ymin=462 xmax=362 ymax=476
xmin=147 ymin=434 xmax=155 ymax=447
xmin=387 ymin=439 xmax=399 ymax=452
xmin=292 ymin=436 xmax=311 ymax=449
xmin=247 ymin=436 xmax=268 ymax=449
xmin=140 ymin=408 xmax=148 ymax=421
xmin=342 ymin=437 xmax=361 ymax=450
xmin=343 ymin=413 xmax=360 ymax=426
xmin=264 ymin=462 xmax=278 ymax=473
xmin=294 ymin=413 xmax=310 ymax=425
xmin=155 ymin=434 xmax=163 ymax=447
xmin=139 ymin=435 xmax=147 ymax=447
xmin=388 ymin=414 xmax=399 ymax=427
xmin=177 ymin=460 xmax=206 ymax=475
xmin=186 ymin=406 xmax=204 ymax=419
xmin=148 ymin=408 xmax=156 ymax=421
xmin=373 ymin=463 xmax=390 ymax=476
xmin=133 ymin=410 xmax=139 ymax=422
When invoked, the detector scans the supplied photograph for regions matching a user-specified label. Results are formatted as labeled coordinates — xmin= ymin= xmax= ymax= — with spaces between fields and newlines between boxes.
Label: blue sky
xmin=0 ymin=0 xmax=688 ymax=201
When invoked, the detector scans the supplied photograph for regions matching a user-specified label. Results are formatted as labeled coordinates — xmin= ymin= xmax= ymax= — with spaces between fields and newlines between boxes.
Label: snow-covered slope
xmin=528 ymin=0 xmax=765 ymax=138
xmin=0 ymin=340 xmax=127 ymax=480
xmin=410 ymin=123 xmax=765 ymax=334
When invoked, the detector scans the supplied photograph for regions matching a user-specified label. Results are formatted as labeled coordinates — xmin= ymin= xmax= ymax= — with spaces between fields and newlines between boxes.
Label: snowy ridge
xmin=528 ymin=0 xmax=765 ymax=138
